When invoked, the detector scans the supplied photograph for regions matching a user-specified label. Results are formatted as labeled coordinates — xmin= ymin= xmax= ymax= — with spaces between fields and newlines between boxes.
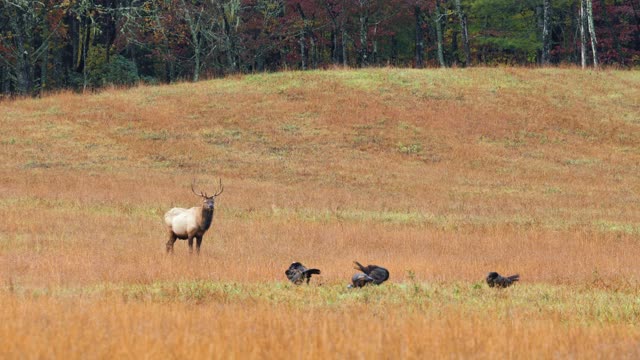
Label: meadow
xmin=1 ymin=67 xmax=639 ymax=358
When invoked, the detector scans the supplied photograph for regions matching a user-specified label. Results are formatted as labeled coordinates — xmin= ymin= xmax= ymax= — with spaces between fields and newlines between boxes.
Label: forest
xmin=1 ymin=0 xmax=638 ymax=95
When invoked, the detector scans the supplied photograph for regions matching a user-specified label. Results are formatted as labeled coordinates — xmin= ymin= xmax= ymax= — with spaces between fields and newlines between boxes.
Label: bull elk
xmin=164 ymin=179 xmax=223 ymax=254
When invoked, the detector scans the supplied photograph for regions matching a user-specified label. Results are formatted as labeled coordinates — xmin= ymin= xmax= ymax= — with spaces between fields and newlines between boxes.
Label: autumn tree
xmin=454 ymin=0 xmax=471 ymax=66
xmin=0 ymin=0 xmax=67 ymax=95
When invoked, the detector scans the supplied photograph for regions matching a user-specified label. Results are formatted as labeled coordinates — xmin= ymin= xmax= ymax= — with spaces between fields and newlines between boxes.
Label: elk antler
xmin=213 ymin=178 xmax=224 ymax=197
xmin=191 ymin=179 xmax=206 ymax=198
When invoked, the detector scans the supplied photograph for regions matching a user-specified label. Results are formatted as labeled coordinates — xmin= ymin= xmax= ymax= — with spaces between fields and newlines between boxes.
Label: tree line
xmin=1 ymin=0 xmax=638 ymax=96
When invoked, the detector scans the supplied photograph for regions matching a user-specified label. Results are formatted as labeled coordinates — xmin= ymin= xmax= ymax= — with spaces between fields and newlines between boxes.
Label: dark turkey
xmin=285 ymin=262 xmax=321 ymax=285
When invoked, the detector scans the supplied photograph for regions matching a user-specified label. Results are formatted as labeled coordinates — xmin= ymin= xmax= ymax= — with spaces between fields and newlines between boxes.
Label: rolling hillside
xmin=1 ymin=68 xmax=640 ymax=358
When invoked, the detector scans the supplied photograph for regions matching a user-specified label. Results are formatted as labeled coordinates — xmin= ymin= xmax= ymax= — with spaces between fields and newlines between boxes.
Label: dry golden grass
xmin=2 ymin=293 xmax=640 ymax=359
xmin=1 ymin=67 xmax=640 ymax=358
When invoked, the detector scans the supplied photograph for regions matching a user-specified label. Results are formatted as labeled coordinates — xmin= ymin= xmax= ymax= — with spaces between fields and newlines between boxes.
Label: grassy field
xmin=1 ymin=67 xmax=640 ymax=358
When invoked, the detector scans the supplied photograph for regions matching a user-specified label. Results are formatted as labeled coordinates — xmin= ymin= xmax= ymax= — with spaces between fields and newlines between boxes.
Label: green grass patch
xmin=0 ymin=197 xmax=163 ymax=219
xmin=280 ymin=124 xmax=300 ymax=133
xmin=594 ymin=220 xmax=640 ymax=235
xmin=201 ymin=128 xmax=242 ymax=146
xmin=1 ymin=137 xmax=17 ymax=145
xmin=5 ymin=281 xmax=640 ymax=325
xmin=141 ymin=130 xmax=170 ymax=141
xmin=332 ymin=70 xmax=387 ymax=91
xmin=268 ymin=206 xmax=433 ymax=225
xmin=563 ymin=158 xmax=600 ymax=166
xmin=396 ymin=142 xmax=423 ymax=155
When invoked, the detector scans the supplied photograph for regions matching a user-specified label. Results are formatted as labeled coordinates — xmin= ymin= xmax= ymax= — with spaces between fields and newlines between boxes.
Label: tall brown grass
xmin=2 ymin=294 xmax=639 ymax=359
xmin=1 ymin=68 xmax=639 ymax=358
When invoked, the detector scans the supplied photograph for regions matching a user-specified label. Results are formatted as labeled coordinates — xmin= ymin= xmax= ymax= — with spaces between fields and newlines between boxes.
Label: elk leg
xmin=166 ymin=233 xmax=177 ymax=254
xmin=188 ymin=236 xmax=194 ymax=254
xmin=196 ymin=236 xmax=203 ymax=255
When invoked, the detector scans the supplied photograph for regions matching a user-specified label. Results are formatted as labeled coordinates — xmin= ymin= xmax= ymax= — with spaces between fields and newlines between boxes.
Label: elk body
xmin=164 ymin=179 xmax=223 ymax=254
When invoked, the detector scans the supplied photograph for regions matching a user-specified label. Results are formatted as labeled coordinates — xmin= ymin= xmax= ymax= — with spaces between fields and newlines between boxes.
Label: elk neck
xmin=198 ymin=206 xmax=214 ymax=231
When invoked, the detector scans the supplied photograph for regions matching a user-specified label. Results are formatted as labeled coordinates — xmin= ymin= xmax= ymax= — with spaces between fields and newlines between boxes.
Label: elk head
xmin=191 ymin=178 xmax=224 ymax=211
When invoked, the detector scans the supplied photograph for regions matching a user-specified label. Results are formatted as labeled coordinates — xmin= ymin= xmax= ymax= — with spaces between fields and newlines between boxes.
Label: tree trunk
xmin=435 ymin=0 xmax=446 ymax=68
xmin=454 ymin=0 xmax=471 ymax=66
xmin=542 ymin=0 xmax=552 ymax=65
xmin=218 ymin=4 xmax=237 ymax=73
xmin=192 ymin=26 xmax=201 ymax=82
xmin=358 ymin=1 xmax=369 ymax=67
xmin=568 ymin=1 xmax=577 ymax=63
xmin=82 ymin=17 xmax=91 ymax=91
xmin=296 ymin=3 xmax=308 ymax=70
xmin=40 ymin=39 xmax=48 ymax=93
xmin=15 ymin=36 xmax=31 ymax=94
xmin=372 ymin=24 xmax=378 ymax=65
xmin=585 ymin=0 xmax=598 ymax=67
xmin=331 ymin=29 xmax=339 ymax=64
xmin=341 ymin=26 xmax=348 ymax=67
xmin=580 ymin=0 xmax=587 ymax=68
xmin=322 ymin=0 xmax=340 ymax=65
xmin=451 ymin=27 xmax=458 ymax=65
xmin=180 ymin=1 xmax=202 ymax=81
xmin=71 ymin=16 xmax=80 ymax=71
xmin=414 ymin=6 xmax=424 ymax=68
xmin=310 ymin=35 xmax=318 ymax=69
xmin=194 ymin=44 xmax=201 ymax=82
xmin=299 ymin=33 xmax=306 ymax=70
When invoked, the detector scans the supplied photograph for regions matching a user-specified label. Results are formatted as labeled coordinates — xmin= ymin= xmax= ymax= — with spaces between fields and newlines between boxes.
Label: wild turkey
xmin=353 ymin=261 xmax=389 ymax=285
xmin=348 ymin=261 xmax=389 ymax=288
xmin=486 ymin=272 xmax=520 ymax=288
xmin=347 ymin=273 xmax=375 ymax=288
xmin=285 ymin=262 xmax=321 ymax=285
